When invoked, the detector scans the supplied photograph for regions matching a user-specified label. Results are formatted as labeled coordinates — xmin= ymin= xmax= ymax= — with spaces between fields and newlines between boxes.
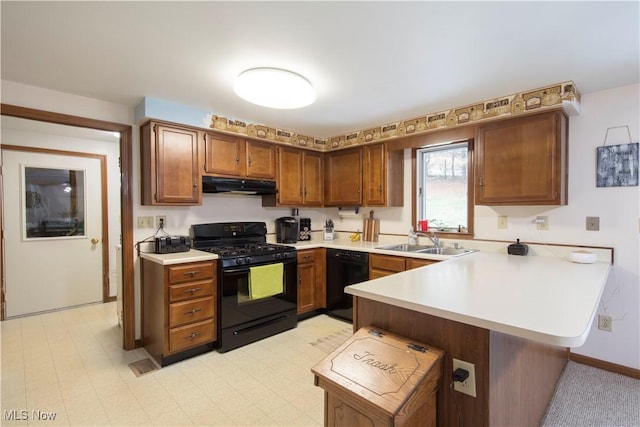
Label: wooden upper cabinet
xmin=263 ymin=147 xmax=324 ymax=207
xmin=475 ymin=110 xmax=568 ymax=205
xmin=204 ymin=132 xmax=243 ymax=177
xmin=324 ymin=148 xmax=363 ymax=206
xmin=245 ymin=140 xmax=276 ymax=179
xmin=140 ymin=121 xmax=200 ymax=206
xmin=204 ymin=132 xmax=276 ymax=180
xmin=276 ymin=146 xmax=304 ymax=205
xmin=363 ymin=143 xmax=403 ymax=207
xmin=302 ymin=151 xmax=323 ymax=206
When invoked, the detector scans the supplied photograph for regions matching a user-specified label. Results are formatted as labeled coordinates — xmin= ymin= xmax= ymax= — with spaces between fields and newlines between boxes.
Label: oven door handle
xmin=223 ymin=260 xmax=295 ymax=275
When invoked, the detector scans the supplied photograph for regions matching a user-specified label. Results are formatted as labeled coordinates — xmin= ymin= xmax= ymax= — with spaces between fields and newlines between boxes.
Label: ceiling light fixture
xmin=233 ymin=67 xmax=316 ymax=109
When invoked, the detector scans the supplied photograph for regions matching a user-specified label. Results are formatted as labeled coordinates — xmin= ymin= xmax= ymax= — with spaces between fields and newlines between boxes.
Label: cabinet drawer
xmin=169 ymin=279 xmax=214 ymax=302
xmin=169 ymin=319 xmax=215 ymax=353
xmin=169 ymin=297 xmax=214 ymax=328
xmin=370 ymin=254 xmax=405 ymax=272
xmin=406 ymin=258 xmax=438 ymax=270
xmin=168 ymin=262 xmax=214 ymax=284
xmin=297 ymin=249 xmax=316 ymax=264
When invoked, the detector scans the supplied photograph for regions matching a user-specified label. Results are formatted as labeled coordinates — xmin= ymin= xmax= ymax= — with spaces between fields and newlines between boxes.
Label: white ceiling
xmin=2 ymin=1 xmax=638 ymax=137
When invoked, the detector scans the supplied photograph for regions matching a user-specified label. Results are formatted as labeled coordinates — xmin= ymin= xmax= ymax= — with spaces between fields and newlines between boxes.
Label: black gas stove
xmin=191 ymin=222 xmax=297 ymax=268
xmin=190 ymin=221 xmax=298 ymax=352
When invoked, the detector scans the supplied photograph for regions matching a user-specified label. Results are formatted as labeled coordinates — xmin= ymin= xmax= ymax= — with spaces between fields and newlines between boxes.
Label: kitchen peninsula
xmin=345 ymin=250 xmax=611 ymax=426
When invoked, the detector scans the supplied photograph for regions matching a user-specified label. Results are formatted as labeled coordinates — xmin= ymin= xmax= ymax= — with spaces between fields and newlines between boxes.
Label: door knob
xmin=91 ymin=238 xmax=100 ymax=244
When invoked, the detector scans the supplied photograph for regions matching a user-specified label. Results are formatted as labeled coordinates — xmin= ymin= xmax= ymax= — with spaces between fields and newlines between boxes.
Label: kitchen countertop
xmin=140 ymin=235 xmax=611 ymax=348
xmin=345 ymin=250 xmax=611 ymax=347
xmin=139 ymin=249 xmax=217 ymax=265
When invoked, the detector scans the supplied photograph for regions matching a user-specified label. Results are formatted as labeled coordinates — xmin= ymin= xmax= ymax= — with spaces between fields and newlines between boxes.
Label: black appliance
xmin=191 ymin=222 xmax=297 ymax=352
xmin=326 ymin=249 xmax=369 ymax=322
xmin=201 ymin=176 xmax=277 ymax=195
xmin=154 ymin=235 xmax=191 ymax=254
xmin=275 ymin=217 xmax=299 ymax=243
xmin=298 ymin=218 xmax=311 ymax=241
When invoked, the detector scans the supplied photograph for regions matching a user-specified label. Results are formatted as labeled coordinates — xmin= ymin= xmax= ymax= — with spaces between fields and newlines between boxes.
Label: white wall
xmin=3 ymin=79 xmax=638 ymax=369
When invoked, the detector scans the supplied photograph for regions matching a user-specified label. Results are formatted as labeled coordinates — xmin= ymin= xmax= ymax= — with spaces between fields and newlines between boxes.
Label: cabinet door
xmin=297 ymin=262 xmax=316 ymax=314
xmin=246 ymin=140 xmax=276 ymax=179
xmin=324 ymin=148 xmax=362 ymax=206
xmin=303 ymin=151 xmax=324 ymax=206
xmin=152 ymin=124 xmax=200 ymax=205
xmin=204 ymin=132 xmax=244 ymax=177
xmin=475 ymin=111 xmax=567 ymax=205
xmin=363 ymin=144 xmax=386 ymax=206
xmin=277 ymin=146 xmax=303 ymax=205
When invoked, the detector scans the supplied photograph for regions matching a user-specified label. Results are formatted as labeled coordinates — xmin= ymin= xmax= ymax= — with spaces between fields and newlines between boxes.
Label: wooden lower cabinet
xmin=297 ymin=248 xmax=326 ymax=315
xmin=369 ymin=253 xmax=439 ymax=278
xmin=142 ymin=259 xmax=217 ymax=366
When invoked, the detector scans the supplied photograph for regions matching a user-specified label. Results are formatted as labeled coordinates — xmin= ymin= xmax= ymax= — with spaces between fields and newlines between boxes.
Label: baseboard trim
xmin=569 ymin=352 xmax=640 ymax=379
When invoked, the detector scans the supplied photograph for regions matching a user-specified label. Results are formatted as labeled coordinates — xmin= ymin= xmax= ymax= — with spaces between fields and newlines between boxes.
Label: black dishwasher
xmin=326 ymin=249 xmax=369 ymax=322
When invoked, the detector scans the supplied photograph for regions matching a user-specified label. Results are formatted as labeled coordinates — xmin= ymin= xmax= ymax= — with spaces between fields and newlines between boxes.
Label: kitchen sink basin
xmin=414 ymin=247 xmax=477 ymax=256
xmin=375 ymin=244 xmax=436 ymax=252
xmin=376 ymin=244 xmax=477 ymax=257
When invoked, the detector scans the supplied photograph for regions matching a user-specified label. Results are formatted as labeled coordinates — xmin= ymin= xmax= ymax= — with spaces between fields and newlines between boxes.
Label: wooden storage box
xmin=312 ymin=326 xmax=444 ymax=427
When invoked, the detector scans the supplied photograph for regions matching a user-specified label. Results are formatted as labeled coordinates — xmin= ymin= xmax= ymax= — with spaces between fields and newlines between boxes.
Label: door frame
xmin=1 ymin=104 xmax=135 ymax=350
xmin=2 ymin=144 xmax=110 ymax=304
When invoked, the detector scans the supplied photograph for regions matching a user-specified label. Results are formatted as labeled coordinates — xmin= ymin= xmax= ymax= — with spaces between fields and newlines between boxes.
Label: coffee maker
xmin=275 ymin=217 xmax=299 ymax=243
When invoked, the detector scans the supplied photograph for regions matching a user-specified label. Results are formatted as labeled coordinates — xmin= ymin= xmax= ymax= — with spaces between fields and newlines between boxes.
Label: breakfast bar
xmin=345 ymin=251 xmax=611 ymax=426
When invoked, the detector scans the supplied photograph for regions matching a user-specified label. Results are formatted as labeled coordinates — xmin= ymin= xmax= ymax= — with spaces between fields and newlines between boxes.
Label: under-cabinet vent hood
xmin=202 ymin=176 xmax=277 ymax=195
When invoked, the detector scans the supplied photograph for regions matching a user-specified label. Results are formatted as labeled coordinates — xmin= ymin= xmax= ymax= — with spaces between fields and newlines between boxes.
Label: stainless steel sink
xmin=414 ymin=247 xmax=477 ymax=256
xmin=375 ymin=244 xmax=436 ymax=252
xmin=376 ymin=243 xmax=477 ymax=257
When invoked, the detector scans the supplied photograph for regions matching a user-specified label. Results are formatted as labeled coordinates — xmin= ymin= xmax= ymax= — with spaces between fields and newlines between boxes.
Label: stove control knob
xmin=235 ymin=259 xmax=242 ymax=265
xmin=244 ymin=257 xmax=250 ymax=265
xmin=275 ymin=253 xmax=283 ymax=260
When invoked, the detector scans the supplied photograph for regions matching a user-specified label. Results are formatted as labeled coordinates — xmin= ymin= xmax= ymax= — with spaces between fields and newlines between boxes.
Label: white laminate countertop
xmin=345 ymin=250 xmax=611 ymax=347
xmin=139 ymin=249 xmax=217 ymax=265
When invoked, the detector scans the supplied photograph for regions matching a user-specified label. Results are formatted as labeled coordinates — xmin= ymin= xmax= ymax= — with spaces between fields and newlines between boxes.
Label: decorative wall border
xmin=209 ymin=81 xmax=580 ymax=152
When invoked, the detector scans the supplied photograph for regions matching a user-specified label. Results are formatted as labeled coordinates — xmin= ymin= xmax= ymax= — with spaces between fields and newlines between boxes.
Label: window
xmin=416 ymin=141 xmax=472 ymax=233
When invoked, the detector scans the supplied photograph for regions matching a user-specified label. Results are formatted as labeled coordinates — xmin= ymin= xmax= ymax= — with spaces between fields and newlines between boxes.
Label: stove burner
xmin=202 ymin=243 xmax=293 ymax=258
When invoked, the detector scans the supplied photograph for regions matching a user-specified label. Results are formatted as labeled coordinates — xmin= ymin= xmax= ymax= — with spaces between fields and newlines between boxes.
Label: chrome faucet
xmin=416 ymin=231 xmax=440 ymax=248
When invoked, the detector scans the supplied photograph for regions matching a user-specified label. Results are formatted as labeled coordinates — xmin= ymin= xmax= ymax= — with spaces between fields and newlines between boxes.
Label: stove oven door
xmin=218 ymin=257 xmax=297 ymax=352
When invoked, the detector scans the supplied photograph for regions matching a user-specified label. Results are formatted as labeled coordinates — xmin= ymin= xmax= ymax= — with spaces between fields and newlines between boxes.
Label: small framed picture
xmin=596 ymin=142 xmax=638 ymax=187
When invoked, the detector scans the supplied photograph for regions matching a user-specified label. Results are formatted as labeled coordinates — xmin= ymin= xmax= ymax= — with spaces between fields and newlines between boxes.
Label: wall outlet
xmin=586 ymin=216 xmax=600 ymax=231
xmin=598 ymin=314 xmax=613 ymax=332
xmin=137 ymin=216 xmax=154 ymax=229
xmin=452 ymin=358 xmax=477 ymax=397
xmin=155 ymin=215 xmax=167 ymax=229
xmin=536 ymin=216 xmax=549 ymax=231
xmin=497 ymin=216 xmax=508 ymax=229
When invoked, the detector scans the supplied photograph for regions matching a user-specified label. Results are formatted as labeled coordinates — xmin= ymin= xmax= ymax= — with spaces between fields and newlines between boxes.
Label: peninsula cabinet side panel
xmin=488 ymin=331 xmax=568 ymax=426
xmin=354 ymin=297 xmax=490 ymax=427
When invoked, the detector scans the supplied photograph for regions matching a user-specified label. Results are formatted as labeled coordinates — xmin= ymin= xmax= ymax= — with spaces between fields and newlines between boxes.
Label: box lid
xmin=312 ymin=326 xmax=444 ymax=417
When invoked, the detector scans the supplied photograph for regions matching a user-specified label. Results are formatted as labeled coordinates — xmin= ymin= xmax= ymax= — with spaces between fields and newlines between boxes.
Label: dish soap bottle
xmin=408 ymin=226 xmax=418 ymax=245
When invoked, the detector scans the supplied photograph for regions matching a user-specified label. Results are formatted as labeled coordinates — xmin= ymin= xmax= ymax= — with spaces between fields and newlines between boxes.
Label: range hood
xmin=202 ymin=176 xmax=277 ymax=195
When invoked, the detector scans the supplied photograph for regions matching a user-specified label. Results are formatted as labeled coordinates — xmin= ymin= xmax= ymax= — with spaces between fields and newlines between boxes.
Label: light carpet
xmin=542 ymin=361 xmax=640 ymax=426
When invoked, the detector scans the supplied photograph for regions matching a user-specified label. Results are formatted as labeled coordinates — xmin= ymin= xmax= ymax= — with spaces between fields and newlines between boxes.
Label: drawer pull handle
xmin=184 ymin=270 xmax=199 ymax=276
xmin=189 ymin=332 xmax=200 ymax=339
xmin=184 ymin=288 xmax=201 ymax=294
xmin=185 ymin=308 xmax=202 ymax=315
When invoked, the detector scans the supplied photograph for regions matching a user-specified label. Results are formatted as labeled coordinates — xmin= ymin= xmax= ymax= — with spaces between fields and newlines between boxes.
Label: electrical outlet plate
xmin=497 ymin=216 xmax=508 ymax=229
xmin=452 ymin=358 xmax=477 ymax=397
xmin=536 ymin=216 xmax=549 ymax=231
xmin=155 ymin=215 xmax=167 ymax=228
xmin=586 ymin=216 xmax=600 ymax=231
xmin=137 ymin=216 xmax=154 ymax=229
xmin=598 ymin=314 xmax=613 ymax=332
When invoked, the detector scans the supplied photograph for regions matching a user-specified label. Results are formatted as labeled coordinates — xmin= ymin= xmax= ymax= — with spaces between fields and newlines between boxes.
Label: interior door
xmin=3 ymin=149 xmax=104 ymax=317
